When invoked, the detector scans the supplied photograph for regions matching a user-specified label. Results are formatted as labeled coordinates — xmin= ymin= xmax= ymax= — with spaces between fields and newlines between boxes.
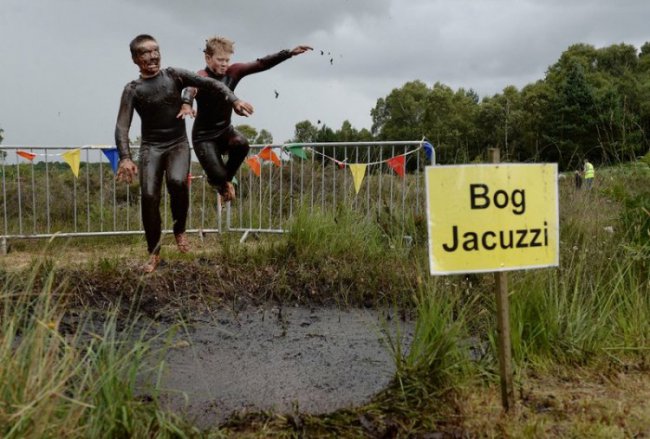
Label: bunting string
xmin=10 ymin=141 xmax=432 ymax=185
xmin=13 ymin=145 xmax=113 ymax=159
xmin=302 ymin=143 xmax=423 ymax=167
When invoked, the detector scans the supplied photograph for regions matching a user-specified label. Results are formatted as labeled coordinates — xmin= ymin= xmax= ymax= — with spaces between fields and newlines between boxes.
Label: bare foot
xmin=142 ymin=254 xmax=161 ymax=273
xmin=218 ymin=182 xmax=236 ymax=203
xmin=175 ymin=233 xmax=190 ymax=253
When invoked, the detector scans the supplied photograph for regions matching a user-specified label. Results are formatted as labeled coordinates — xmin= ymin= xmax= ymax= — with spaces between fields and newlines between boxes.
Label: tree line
xmin=288 ymin=42 xmax=650 ymax=171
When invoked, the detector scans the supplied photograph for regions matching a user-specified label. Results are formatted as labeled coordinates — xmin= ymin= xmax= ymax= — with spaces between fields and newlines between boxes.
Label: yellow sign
xmin=425 ymin=164 xmax=559 ymax=275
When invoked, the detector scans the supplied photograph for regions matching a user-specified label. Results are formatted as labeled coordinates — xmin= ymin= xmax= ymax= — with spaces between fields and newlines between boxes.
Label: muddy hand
xmin=233 ymin=100 xmax=254 ymax=117
xmin=291 ymin=45 xmax=313 ymax=56
xmin=116 ymin=158 xmax=138 ymax=184
xmin=176 ymin=103 xmax=196 ymax=119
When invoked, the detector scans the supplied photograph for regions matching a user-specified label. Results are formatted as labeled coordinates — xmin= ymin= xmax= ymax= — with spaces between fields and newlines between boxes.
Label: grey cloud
xmin=2 ymin=0 xmax=650 ymax=145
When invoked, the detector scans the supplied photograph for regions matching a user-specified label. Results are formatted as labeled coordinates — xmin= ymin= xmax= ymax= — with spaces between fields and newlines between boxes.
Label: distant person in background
xmin=574 ymin=170 xmax=582 ymax=189
xmin=178 ymin=36 xmax=312 ymax=202
xmin=582 ymin=158 xmax=595 ymax=189
xmin=115 ymin=34 xmax=254 ymax=273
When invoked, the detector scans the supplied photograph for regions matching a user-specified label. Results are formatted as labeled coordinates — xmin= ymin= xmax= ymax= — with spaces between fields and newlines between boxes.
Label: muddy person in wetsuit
xmin=178 ymin=36 xmax=312 ymax=201
xmin=115 ymin=34 xmax=254 ymax=273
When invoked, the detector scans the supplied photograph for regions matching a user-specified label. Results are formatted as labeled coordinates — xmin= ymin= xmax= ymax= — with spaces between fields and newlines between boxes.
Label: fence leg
xmin=1 ymin=237 xmax=7 ymax=255
xmin=239 ymin=230 xmax=250 ymax=244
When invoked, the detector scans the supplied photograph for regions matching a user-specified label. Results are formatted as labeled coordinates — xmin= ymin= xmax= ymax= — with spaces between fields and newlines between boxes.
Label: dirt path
xmin=153 ymin=306 xmax=413 ymax=429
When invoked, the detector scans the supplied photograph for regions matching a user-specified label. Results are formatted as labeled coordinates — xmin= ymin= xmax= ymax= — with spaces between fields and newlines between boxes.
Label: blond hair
xmin=204 ymin=36 xmax=235 ymax=56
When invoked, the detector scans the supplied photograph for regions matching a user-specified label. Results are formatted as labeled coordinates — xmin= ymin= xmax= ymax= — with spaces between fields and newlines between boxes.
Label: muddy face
xmin=133 ymin=40 xmax=161 ymax=77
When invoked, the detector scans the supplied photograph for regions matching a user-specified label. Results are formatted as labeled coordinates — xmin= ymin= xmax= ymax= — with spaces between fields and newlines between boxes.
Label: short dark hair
xmin=129 ymin=34 xmax=157 ymax=58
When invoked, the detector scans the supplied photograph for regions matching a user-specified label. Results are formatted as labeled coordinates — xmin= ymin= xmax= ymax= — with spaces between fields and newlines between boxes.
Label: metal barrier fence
xmin=0 ymin=141 xmax=433 ymax=253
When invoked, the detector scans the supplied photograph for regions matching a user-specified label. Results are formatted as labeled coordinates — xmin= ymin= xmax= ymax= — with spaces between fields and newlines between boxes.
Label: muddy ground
xmin=1 ymin=248 xmax=416 ymax=430
xmin=154 ymin=306 xmax=413 ymax=429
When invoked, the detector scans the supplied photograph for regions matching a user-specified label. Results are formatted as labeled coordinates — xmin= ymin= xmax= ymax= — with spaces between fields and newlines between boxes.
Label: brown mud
xmin=3 ymin=254 xmax=415 ymax=430
xmin=154 ymin=306 xmax=413 ymax=429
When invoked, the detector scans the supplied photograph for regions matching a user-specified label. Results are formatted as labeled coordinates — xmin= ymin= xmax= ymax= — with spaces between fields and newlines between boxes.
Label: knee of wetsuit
xmin=140 ymin=186 xmax=161 ymax=204
xmin=232 ymin=136 xmax=251 ymax=155
xmin=167 ymin=176 xmax=189 ymax=192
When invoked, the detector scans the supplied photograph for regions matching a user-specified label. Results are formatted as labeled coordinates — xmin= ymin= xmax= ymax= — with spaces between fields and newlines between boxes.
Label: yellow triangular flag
xmin=349 ymin=163 xmax=367 ymax=194
xmin=61 ymin=149 xmax=81 ymax=178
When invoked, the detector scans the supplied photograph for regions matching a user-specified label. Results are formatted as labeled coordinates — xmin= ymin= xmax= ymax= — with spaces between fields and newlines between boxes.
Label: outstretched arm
xmin=175 ymin=67 xmax=239 ymax=103
xmin=175 ymin=68 xmax=254 ymax=117
xmin=231 ymin=45 xmax=312 ymax=78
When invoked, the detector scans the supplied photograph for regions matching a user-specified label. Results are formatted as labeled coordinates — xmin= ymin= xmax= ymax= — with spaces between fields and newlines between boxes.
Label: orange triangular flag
xmin=17 ymin=150 xmax=36 ymax=161
xmin=258 ymin=146 xmax=281 ymax=167
xmin=386 ymin=155 xmax=406 ymax=177
xmin=334 ymin=159 xmax=346 ymax=169
xmin=246 ymin=156 xmax=261 ymax=176
xmin=349 ymin=164 xmax=367 ymax=194
xmin=61 ymin=149 xmax=81 ymax=178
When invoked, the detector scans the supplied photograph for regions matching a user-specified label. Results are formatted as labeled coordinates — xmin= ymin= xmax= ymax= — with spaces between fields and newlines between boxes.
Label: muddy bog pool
xmin=144 ymin=306 xmax=414 ymax=428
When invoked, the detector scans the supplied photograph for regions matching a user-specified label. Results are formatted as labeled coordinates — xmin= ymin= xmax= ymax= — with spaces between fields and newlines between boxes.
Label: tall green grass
xmin=382 ymin=163 xmax=649 ymax=412
xmin=0 ymin=261 xmax=195 ymax=438
xmin=507 ymin=166 xmax=650 ymax=368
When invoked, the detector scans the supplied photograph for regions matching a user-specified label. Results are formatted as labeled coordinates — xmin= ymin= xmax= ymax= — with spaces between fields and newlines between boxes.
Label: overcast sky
xmin=1 ymin=0 xmax=649 ymax=147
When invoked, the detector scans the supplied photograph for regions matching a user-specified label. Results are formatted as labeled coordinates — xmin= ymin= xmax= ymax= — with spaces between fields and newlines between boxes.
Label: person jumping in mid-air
xmin=179 ymin=36 xmax=312 ymax=202
xmin=115 ymin=34 xmax=254 ymax=272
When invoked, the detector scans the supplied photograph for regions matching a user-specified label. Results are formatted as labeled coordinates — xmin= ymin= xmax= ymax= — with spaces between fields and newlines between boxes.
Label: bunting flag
xmin=17 ymin=150 xmax=36 ymax=161
xmin=349 ymin=163 xmax=367 ymax=194
xmin=286 ymin=145 xmax=307 ymax=159
xmin=246 ymin=156 xmax=261 ymax=176
xmin=386 ymin=155 xmax=406 ymax=177
xmin=187 ymin=173 xmax=192 ymax=187
xmin=258 ymin=146 xmax=281 ymax=167
xmin=11 ymin=142 xmax=423 ymax=185
xmin=61 ymin=149 xmax=81 ymax=178
xmin=423 ymin=141 xmax=434 ymax=160
xmin=101 ymin=148 xmax=120 ymax=174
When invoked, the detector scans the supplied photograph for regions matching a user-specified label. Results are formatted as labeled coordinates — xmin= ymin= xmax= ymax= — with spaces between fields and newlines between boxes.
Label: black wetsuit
xmin=184 ymin=50 xmax=293 ymax=188
xmin=115 ymin=67 xmax=238 ymax=254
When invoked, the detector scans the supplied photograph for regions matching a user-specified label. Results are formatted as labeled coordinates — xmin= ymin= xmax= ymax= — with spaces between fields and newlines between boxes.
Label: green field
xmin=0 ymin=161 xmax=649 ymax=437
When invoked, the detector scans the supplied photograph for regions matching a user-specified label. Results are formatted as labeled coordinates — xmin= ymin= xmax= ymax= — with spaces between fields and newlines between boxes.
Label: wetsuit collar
xmin=205 ymin=66 xmax=225 ymax=79
xmin=140 ymin=70 xmax=162 ymax=79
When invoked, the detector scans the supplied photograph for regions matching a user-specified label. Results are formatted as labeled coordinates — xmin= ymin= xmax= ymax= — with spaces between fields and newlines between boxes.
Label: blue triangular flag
xmin=423 ymin=141 xmax=434 ymax=160
xmin=101 ymin=148 xmax=120 ymax=174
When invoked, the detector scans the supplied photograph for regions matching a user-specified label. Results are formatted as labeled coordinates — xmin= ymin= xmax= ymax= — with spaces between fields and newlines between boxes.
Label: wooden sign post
xmin=489 ymin=148 xmax=515 ymax=411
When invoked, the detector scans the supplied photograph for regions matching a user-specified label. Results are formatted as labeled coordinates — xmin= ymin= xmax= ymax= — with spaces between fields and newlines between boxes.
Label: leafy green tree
xmin=235 ymin=124 xmax=258 ymax=143
xmin=476 ymin=86 xmax=525 ymax=161
xmin=519 ymin=81 xmax=554 ymax=161
xmin=336 ymin=120 xmax=358 ymax=142
xmin=292 ymin=120 xmax=318 ymax=143
xmin=545 ymin=61 xmax=599 ymax=168
xmin=596 ymin=43 xmax=638 ymax=76
xmin=254 ymin=129 xmax=273 ymax=145
xmin=371 ymin=80 xmax=429 ymax=140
